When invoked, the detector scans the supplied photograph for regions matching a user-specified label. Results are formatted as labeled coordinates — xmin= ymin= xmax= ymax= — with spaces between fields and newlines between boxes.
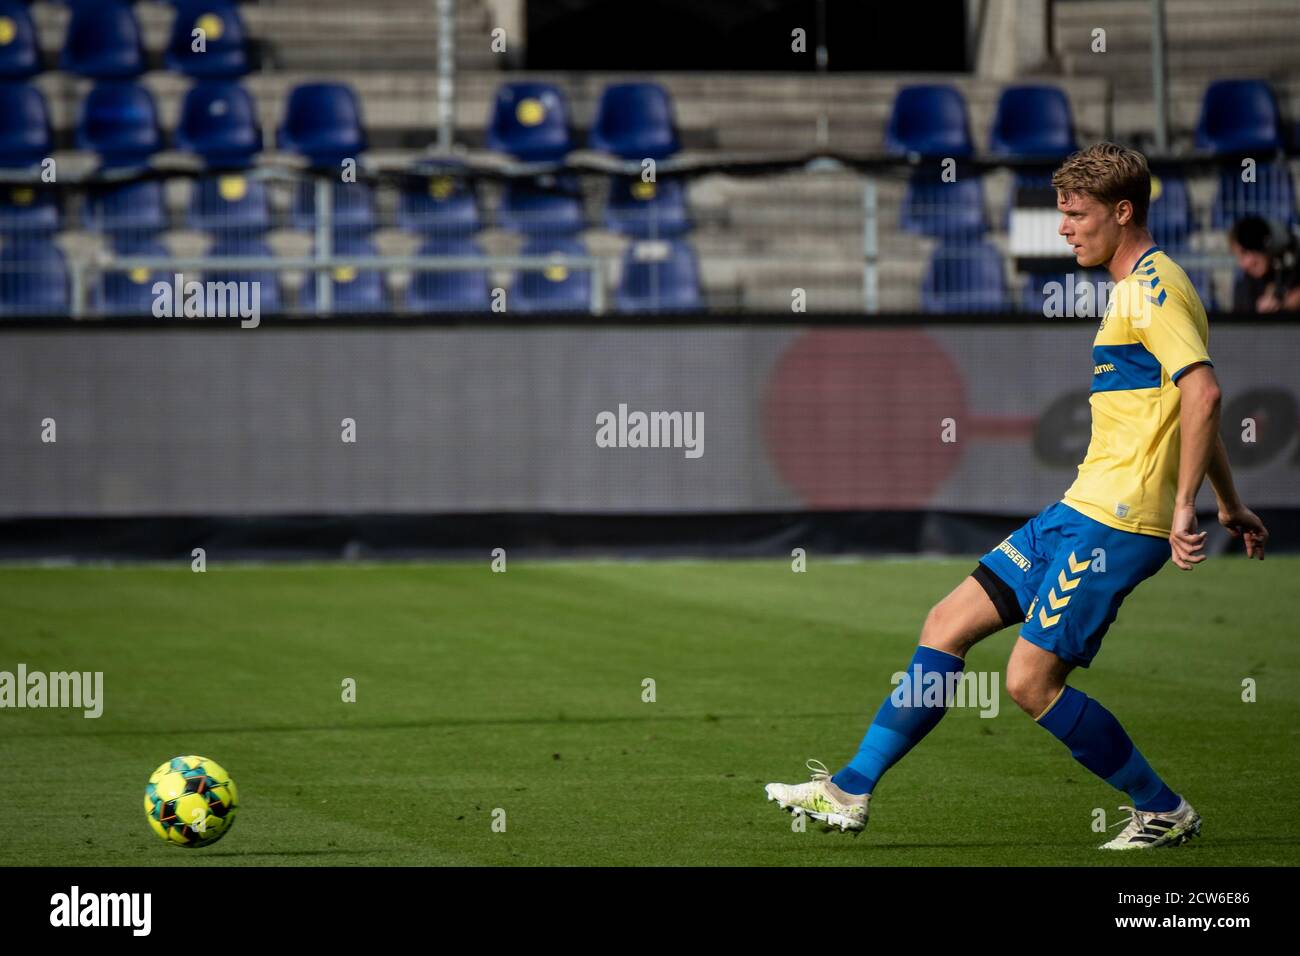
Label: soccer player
xmin=765 ymin=142 xmax=1269 ymax=849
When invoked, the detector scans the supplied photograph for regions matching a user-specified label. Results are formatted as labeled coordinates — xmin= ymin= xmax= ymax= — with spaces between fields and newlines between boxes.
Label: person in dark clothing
xmin=1228 ymin=216 xmax=1300 ymax=313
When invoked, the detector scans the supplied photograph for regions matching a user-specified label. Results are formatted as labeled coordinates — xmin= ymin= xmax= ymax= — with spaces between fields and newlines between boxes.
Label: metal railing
xmin=0 ymin=155 xmax=1296 ymax=319
xmin=71 ymin=252 xmax=607 ymax=319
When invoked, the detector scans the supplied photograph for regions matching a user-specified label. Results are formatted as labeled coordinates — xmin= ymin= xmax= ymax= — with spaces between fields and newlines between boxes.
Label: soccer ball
xmin=143 ymin=755 xmax=239 ymax=847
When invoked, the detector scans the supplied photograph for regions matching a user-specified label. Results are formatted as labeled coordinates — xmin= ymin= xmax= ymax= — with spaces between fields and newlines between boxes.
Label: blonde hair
xmin=1051 ymin=142 xmax=1151 ymax=227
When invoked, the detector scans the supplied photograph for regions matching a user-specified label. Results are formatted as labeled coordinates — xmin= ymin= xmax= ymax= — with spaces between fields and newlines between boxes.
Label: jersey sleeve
xmin=1131 ymin=285 xmax=1212 ymax=383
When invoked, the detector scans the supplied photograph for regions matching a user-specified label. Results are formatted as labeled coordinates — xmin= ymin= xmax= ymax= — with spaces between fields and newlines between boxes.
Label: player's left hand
xmin=1169 ymin=503 xmax=1208 ymax=570
xmin=1219 ymin=504 xmax=1269 ymax=560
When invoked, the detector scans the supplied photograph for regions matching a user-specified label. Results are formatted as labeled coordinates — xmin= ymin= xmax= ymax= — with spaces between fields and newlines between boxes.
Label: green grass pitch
xmin=1 ymin=557 xmax=1297 ymax=866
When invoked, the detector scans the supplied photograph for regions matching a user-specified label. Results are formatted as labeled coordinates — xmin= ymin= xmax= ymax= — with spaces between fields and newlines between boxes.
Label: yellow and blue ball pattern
xmin=144 ymin=755 xmax=239 ymax=847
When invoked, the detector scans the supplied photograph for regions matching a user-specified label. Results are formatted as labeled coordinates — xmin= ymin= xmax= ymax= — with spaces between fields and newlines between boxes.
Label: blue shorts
xmin=971 ymin=500 xmax=1169 ymax=667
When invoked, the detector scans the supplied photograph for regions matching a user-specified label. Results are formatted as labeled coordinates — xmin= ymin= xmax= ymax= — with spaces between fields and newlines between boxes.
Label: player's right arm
xmin=1133 ymin=285 xmax=1269 ymax=565
xmin=1208 ymin=432 xmax=1270 ymax=559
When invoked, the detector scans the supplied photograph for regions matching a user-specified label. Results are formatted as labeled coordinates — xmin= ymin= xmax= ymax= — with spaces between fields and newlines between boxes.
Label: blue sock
xmin=831 ymin=645 xmax=965 ymax=796
xmin=1036 ymin=686 xmax=1179 ymax=813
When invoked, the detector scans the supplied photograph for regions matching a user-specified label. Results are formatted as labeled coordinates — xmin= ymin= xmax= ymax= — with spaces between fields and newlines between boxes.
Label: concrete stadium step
xmin=1054 ymin=0 xmax=1300 ymax=39
xmin=248 ymin=2 xmax=498 ymax=72
xmin=1053 ymin=0 xmax=1300 ymax=83
xmin=29 ymin=0 xmax=501 ymax=73
xmin=1058 ymin=42 xmax=1300 ymax=81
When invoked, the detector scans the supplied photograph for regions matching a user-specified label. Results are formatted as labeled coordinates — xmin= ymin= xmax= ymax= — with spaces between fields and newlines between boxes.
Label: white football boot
xmin=1098 ymin=797 xmax=1201 ymax=850
xmin=764 ymin=759 xmax=869 ymax=833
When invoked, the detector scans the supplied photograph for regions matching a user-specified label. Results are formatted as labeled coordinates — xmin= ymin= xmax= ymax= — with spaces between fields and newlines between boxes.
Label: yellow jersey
xmin=1061 ymin=246 xmax=1212 ymax=538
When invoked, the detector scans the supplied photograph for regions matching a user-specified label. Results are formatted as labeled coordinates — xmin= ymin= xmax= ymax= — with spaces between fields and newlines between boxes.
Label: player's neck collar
xmin=1129 ymin=244 xmax=1161 ymax=274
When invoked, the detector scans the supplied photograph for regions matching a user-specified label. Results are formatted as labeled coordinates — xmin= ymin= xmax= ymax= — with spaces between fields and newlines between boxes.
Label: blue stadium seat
xmin=1147 ymin=169 xmax=1196 ymax=251
xmin=588 ymin=82 xmax=680 ymax=159
xmin=206 ymin=235 xmax=282 ymax=312
xmin=76 ymin=82 xmax=162 ymax=169
xmin=59 ymin=1 xmax=145 ymax=78
xmin=290 ymin=177 xmax=375 ymax=237
xmin=900 ymin=167 xmax=987 ymax=240
xmin=1195 ymin=80 xmax=1282 ymax=155
xmin=0 ymin=183 xmax=58 ymax=236
xmin=84 ymin=179 xmax=167 ymax=238
xmin=1211 ymin=161 xmax=1297 ymax=228
xmin=511 ymin=237 xmax=592 ymax=314
xmin=887 ymin=87 xmax=982 ymax=238
xmin=93 ymin=235 xmax=168 ymax=317
xmin=0 ymin=1 xmax=41 ymax=79
xmin=603 ymin=175 xmax=691 ymax=238
xmin=989 ymin=85 xmax=1078 ymax=157
xmin=921 ymin=241 xmax=1007 ymax=313
xmin=486 ymin=82 xmax=573 ymax=161
xmin=497 ymin=175 xmax=584 ymax=237
xmin=298 ymin=234 xmax=386 ymax=313
xmin=174 ymin=82 xmax=262 ymax=167
xmin=189 ymin=173 xmax=271 ymax=236
xmin=165 ymin=0 xmax=249 ymax=78
xmin=406 ymin=237 xmax=490 ymax=312
xmin=0 ymin=82 xmax=50 ymax=167
xmin=885 ymin=84 xmax=975 ymax=158
xmin=615 ymin=239 xmax=704 ymax=313
xmin=0 ymin=238 xmax=68 ymax=316
xmin=396 ymin=163 xmax=480 ymax=238
xmin=278 ymin=83 xmax=367 ymax=168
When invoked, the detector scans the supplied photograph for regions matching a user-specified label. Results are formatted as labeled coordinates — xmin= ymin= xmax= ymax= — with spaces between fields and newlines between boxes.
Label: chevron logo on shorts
xmin=1038 ymin=552 xmax=1090 ymax=628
